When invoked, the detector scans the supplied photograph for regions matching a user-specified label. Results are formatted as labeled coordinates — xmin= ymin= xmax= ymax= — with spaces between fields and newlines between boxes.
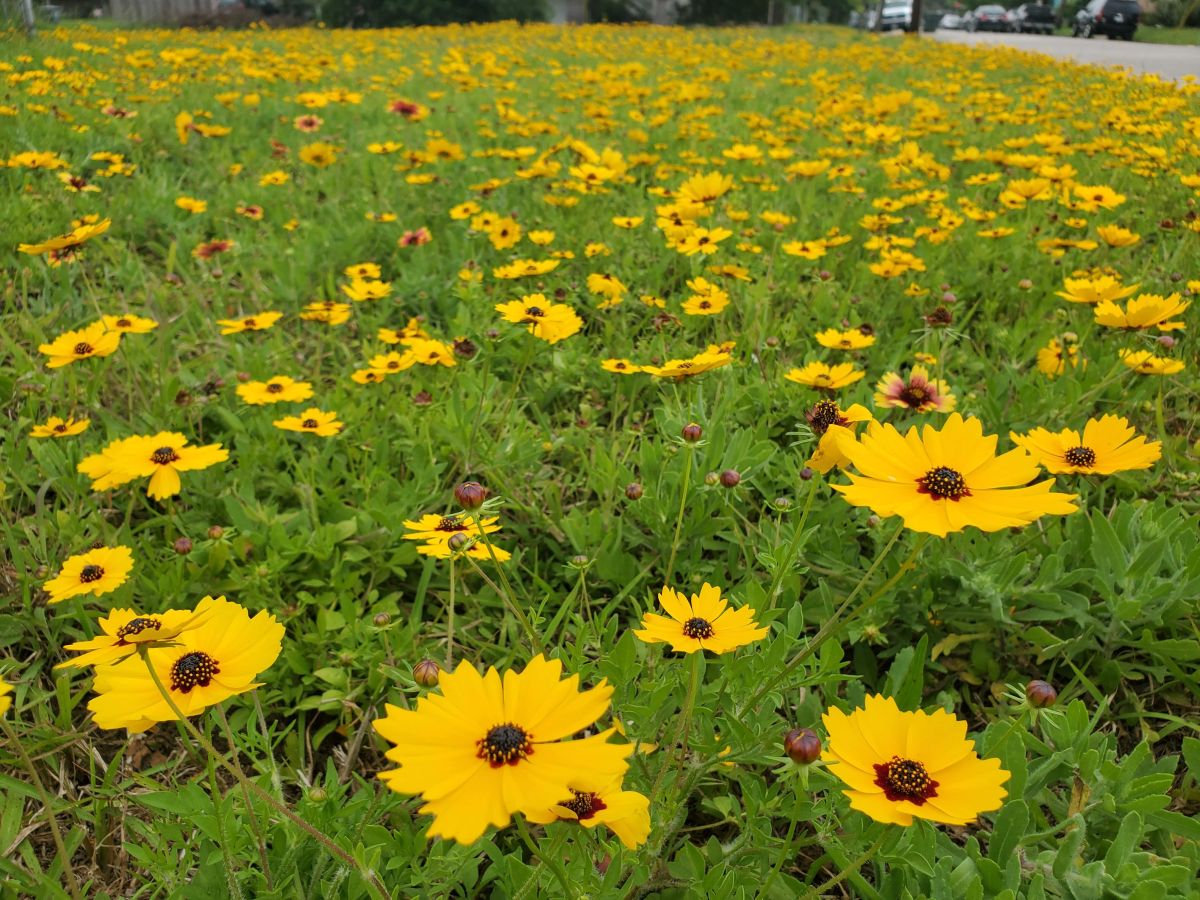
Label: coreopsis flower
xmin=449 ymin=201 xmax=481 ymax=220
xmin=192 ymin=239 xmax=235 ymax=260
xmin=805 ymin=400 xmax=874 ymax=474
xmin=0 ymin=678 xmax=10 ymax=717
xmin=102 ymin=314 xmax=157 ymax=334
xmin=300 ymin=301 xmax=352 ymax=326
xmin=487 ymin=217 xmax=521 ymax=250
xmin=78 ymin=433 xmax=229 ymax=499
xmin=612 ymin=216 xmax=643 ymax=229
xmin=1037 ymin=338 xmax=1086 ymax=378
xmin=372 ymin=655 xmax=632 ymax=844
xmin=1093 ymin=293 xmax=1189 ymax=332
xmin=88 ymin=598 xmax=284 ymax=732
xmin=832 ymin=414 xmax=1078 ymax=537
xmin=601 ymin=358 xmax=642 ymax=374
xmin=1072 ymin=184 xmax=1126 ymax=210
xmin=407 ymin=339 xmax=458 ymax=368
xmin=378 ymin=318 xmax=429 ymax=344
xmin=44 ymin=546 xmax=134 ymax=604
xmin=1055 ymin=275 xmax=1137 ymax=305
xmin=39 ymin=322 xmax=121 ymax=368
xmin=388 ymin=98 xmax=429 ymax=120
xmin=236 ymin=376 xmax=314 ymax=405
xmin=235 ymin=203 xmax=264 ymax=221
xmin=822 ymin=695 xmax=1009 ymax=826
xmin=782 ymin=239 xmax=828 ymax=260
xmin=344 ymin=262 xmax=381 ymax=279
xmin=587 ymin=273 xmax=627 ymax=304
xmin=634 ymin=584 xmax=768 ymax=655
xmin=527 ymin=230 xmax=555 ymax=245
xmin=673 ymin=226 xmax=732 ymax=256
xmin=1096 ymin=225 xmax=1140 ymax=248
xmin=400 ymin=227 xmax=432 ymax=247
xmin=299 ymin=142 xmax=339 ymax=167
xmin=785 ymin=361 xmax=865 ymax=391
xmin=1119 ymin=349 xmax=1185 ymax=375
xmin=643 ymin=344 xmax=734 ymax=379
xmin=874 ymin=366 xmax=955 ymax=413
xmin=495 ymin=296 xmax=582 ymax=344
xmin=57 ymin=599 xmax=216 ymax=669
xmin=1011 ymin=415 xmax=1160 ymax=476
xmin=259 ymin=170 xmax=290 ymax=186
xmin=816 ymin=328 xmax=875 ymax=351
xmin=492 ymin=258 xmax=560 ymax=279
xmin=526 ymin=778 xmax=651 ymax=849
xmin=403 ymin=513 xmax=502 ymax=552
xmin=341 ymin=278 xmax=392 ymax=302
xmin=30 ymin=416 xmax=90 ymax=439
xmin=676 ymin=171 xmax=734 ymax=205
xmin=176 ymin=196 xmax=207 ymax=214
xmin=18 ymin=217 xmax=111 ymax=256
xmin=681 ymin=277 xmax=729 ymax=316
xmin=273 ymin=409 xmax=344 ymax=437
xmin=216 ymin=311 xmax=283 ymax=335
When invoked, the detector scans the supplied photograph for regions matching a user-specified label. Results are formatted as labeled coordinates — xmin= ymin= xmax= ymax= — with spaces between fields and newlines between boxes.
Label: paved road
xmin=930 ymin=30 xmax=1200 ymax=82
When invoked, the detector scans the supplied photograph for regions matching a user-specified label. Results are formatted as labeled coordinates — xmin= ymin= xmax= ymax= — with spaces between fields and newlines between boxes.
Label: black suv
xmin=1073 ymin=0 xmax=1140 ymax=39
xmin=1010 ymin=2 xmax=1057 ymax=32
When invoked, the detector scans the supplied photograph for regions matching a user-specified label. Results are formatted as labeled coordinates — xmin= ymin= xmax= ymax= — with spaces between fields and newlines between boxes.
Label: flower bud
xmin=307 ymin=787 xmax=328 ymax=802
xmin=704 ymin=471 xmax=720 ymax=486
xmin=765 ymin=336 xmax=780 ymax=348
xmin=817 ymin=270 xmax=833 ymax=281
xmin=413 ymin=390 xmax=433 ymax=406
xmin=413 ymin=659 xmax=441 ymax=687
xmin=173 ymin=537 xmax=193 ymax=555
xmin=207 ymin=525 xmax=224 ymax=540
xmin=681 ymin=422 xmax=703 ymax=443
xmin=799 ymin=467 xmax=814 ymax=482
xmin=1157 ymin=335 xmax=1177 ymax=349
xmin=866 ymin=515 xmax=881 ymax=528
xmin=1018 ymin=278 xmax=1033 ymax=290
xmin=719 ymin=469 xmax=741 ymax=488
xmin=1026 ymin=679 xmax=1057 ymax=708
xmin=372 ymin=612 xmax=391 ymax=627
xmin=447 ymin=532 xmax=472 ymax=551
xmin=624 ymin=482 xmax=643 ymax=500
xmin=773 ymin=497 xmax=791 ymax=511
xmin=783 ymin=728 xmax=821 ymax=765
xmin=454 ymin=481 xmax=489 ymax=510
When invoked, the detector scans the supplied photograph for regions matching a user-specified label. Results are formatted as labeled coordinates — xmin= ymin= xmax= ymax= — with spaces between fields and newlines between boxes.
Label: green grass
xmin=1136 ymin=25 xmax=1200 ymax=43
xmin=1 ymin=20 xmax=1198 ymax=900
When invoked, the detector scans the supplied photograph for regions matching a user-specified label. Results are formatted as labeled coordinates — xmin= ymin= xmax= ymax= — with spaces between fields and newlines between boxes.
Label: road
xmin=930 ymin=30 xmax=1200 ymax=82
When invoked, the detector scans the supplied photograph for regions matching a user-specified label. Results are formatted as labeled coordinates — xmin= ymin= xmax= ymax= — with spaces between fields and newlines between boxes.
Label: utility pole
xmin=910 ymin=0 xmax=923 ymax=32
xmin=20 ymin=0 xmax=35 ymax=36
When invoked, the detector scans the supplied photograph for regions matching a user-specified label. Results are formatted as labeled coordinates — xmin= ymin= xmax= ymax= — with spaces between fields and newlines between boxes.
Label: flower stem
xmin=515 ymin=817 xmax=575 ymax=899
xmin=802 ymin=831 xmax=886 ymax=899
xmin=665 ymin=445 xmax=695 ymax=582
xmin=0 ymin=720 xmax=83 ymax=900
xmin=136 ymin=650 xmax=392 ymax=900
xmin=761 ymin=789 xmax=804 ymax=896
xmin=764 ymin=476 xmax=818 ymax=610
xmin=462 ymin=552 xmax=541 ymax=653
xmin=215 ymin=705 xmax=273 ymax=890
xmin=447 ymin=556 xmax=456 ymax=668
xmin=205 ymin=743 xmax=245 ymax=900
xmin=649 ymin=650 xmax=705 ymax=802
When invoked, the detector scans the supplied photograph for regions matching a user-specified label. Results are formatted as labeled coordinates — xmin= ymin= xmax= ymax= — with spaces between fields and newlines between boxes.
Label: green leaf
xmin=988 ymin=799 xmax=1028 ymax=863
xmin=1103 ymin=811 xmax=1141 ymax=876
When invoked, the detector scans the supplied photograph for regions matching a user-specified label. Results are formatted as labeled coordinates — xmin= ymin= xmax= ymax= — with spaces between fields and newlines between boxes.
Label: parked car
xmin=1009 ymin=2 xmax=1056 ymax=32
xmin=878 ymin=2 xmax=914 ymax=30
xmin=1073 ymin=0 xmax=1139 ymax=38
xmin=965 ymin=4 xmax=1010 ymax=30
xmin=938 ymin=12 xmax=966 ymax=28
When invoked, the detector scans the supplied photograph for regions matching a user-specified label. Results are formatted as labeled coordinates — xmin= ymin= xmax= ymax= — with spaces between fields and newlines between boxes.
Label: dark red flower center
xmin=682 ymin=616 xmax=714 ymax=639
xmin=874 ymin=756 xmax=938 ymax=804
xmin=477 ymin=723 xmax=532 ymax=767
xmin=1064 ymin=446 xmax=1096 ymax=467
xmin=74 ymin=342 xmax=94 ymax=355
xmin=170 ymin=651 xmax=220 ymax=693
xmin=436 ymin=516 xmax=466 ymax=532
xmin=559 ymin=790 xmax=608 ymax=821
xmin=151 ymin=447 xmax=180 ymax=465
xmin=302 ymin=418 xmax=319 ymax=429
xmin=807 ymin=400 xmax=847 ymax=435
xmin=898 ymin=383 xmax=930 ymax=406
xmin=917 ymin=466 xmax=970 ymax=501
xmin=117 ymin=616 xmax=162 ymax=643
xmin=267 ymin=383 xmax=284 ymax=393
xmin=79 ymin=564 xmax=105 ymax=583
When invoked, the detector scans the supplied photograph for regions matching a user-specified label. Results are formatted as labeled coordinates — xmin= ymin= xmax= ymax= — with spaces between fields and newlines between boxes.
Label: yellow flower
xmin=612 ymin=216 xmax=643 ymax=229
xmin=1118 ymin=349 xmax=1185 ymax=376
xmin=236 ymin=376 xmax=314 ymax=405
xmin=259 ymin=170 xmax=290 ymax=186
xmin=175 ymin=196 xmax=207 ymax=214
xmin=815 ymin=328 xmax=875 ymax=351
xmin=300 ymin=301 xmax=352 ymax=326
xmin=216 ymin=311 xmax=284 ymax=335
xmin=450 ymin=201 xmax=481 ymax=220
xmin=643 ymin=344 xmax=733 ymax=379
xmin=495 ymin=296 xmax=582 ymax=344
xmin=57 ymin=600 xmax=215 ymax=670
xmin=102 ymin=314 xmax=157 ymax=334
xmin=874 ymin=366 xmax=955 ymax=413
xmin=526 ymin=778 xmax=651 ymax=849
xmin=19 ymin=218 xmax=111 ymax=256
xmin=39 ymin=322 xmax=121 ymax=368
xmin=1055 ymin=275 xmax=1137 ymax=305
xmin=1011 ymin=415 xmax=1160 ymax=476
xmin=299 ymin=141 xmax=339 ymax=167
xmin=804 ymin=400 xmax=874 ymax=474
xmin=487 ymin=217 xmax=522 ymax=250
xmin=88 ymin=598 xmax=284 ymax=732
xmin=273 ymin=408 xmax=344 ymax=437
xmin=1072 ymin=184 xmax=1126 ymax=210
xmin=782 ymin=239 xmax=828 ymax=260
xmin=0 ymin=678 xmax=11 ymax=717
xmin=373 ymin=655 xmax=632 ymax=844
xmin=344 ymin=262 xmax=381 ymax=279
xmin=822 ymin=694 xmax=1009 ymax=826
xmin=784 ymin=361 xmax=865 ymax=391
xmin=601 ymin=358 xmax=642 ymax=374
xmin=341 ymin=278 xmax=392 ymax=302
xmin=634 ymin=584 xmax=767 ymax=655
xmin=79 ymin=433 xmax=229 ymax=500
xmin=681 ymin=277 xmax=729 ymax=316
xmin=1093 ymin=293 xmax=1189 ymax=332
xmin=833 ymin=414 xmax=1078 ymax=537
xmin=31 ymin=416 xmax=90 ymax=439
xmin=1036 ymin=338 xmax=1085 ymax=378
xmin=44 ymin=546 xmax=134 ymax=604
xmin=1096 ymin=225 xmax=1140 ymax=248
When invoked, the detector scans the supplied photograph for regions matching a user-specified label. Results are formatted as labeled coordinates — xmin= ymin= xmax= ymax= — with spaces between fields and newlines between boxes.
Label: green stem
xmin=205 ymin=741 xmax=245 ymax=900
xmin=137 ymin=650 xmax=392 ymax=900
xmin=761 ymin=790 xmax=804 ymax=896
xmin=447 ymin=556 xmax=456 ymax=668
xmin=0 ymin=720 xmax=83 ymax=900
xmin=802 ymin=832 xmax=886 ymax=899
xmin=515 ymin=817 xmax=575 ymax=899
xmin=649 ymin=650 xmax=704 ymax=802
xmin=665 ymin=445 xmax=694 ymax=582
xmin=215 ymin=705 xmax=273 ymax=891
xmin=462 ymin=552 xmax=541 ymax=653
xmin=765 ymin=476 xmax=818 ymax=610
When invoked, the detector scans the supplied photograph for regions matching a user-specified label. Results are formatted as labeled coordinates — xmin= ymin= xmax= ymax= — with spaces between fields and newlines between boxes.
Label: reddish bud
xmin=784 ymin=728 xmax=821 ymax=764
xmin=413 ymin=659 xmax=441 ymax=687
xmin=719 ymin=469 xmax=741 ymax=488
xmin=1026 ymin=679 xmax=1057 ymax=708
xmin=454 ymin=481 xmax=489 ymax=510
xmin=173 ymin=537 xmax=193 ymax=555
xmin=681 ymin=422 xmax=703 ymax=442
xmin=624 ymin=482 xmax=643 ymax=500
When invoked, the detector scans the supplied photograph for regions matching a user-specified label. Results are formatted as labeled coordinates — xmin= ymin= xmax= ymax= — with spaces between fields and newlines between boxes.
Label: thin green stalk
xmin=462 ymin=552 xmax=541 ymax=653
xmin=0 ymin=720 xmax=83 ymax=900
xmin=464 ymin=350 xmax=493 ymax=471
xmin=760 ymin=791 xmax=804 ymax=898
xmin=515 ymin=817 xmax=575 ymax=899
xmin=665 ymin=445 xmax=695 ymax=582
xmin=802 ymin=832 xmax=886 ymax=899
xmin=205 ymin=744 xmax=245 ymax=900
xmin=215 ymin=705 xmax=273 ymax=891
xmin=649 ymin=650 xmax=704 ymax=802
xmin=447 ymin=556 xmax=456 ymax=667
xmin=764 ymin=476 xmax=818 ymax=610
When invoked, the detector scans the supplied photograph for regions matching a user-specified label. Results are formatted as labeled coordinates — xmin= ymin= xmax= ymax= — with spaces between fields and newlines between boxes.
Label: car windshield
xmin=1105 ymin=0 xmax=1139 ymax=10
xmin=977 ymin=6 xmax=1006 ymax=13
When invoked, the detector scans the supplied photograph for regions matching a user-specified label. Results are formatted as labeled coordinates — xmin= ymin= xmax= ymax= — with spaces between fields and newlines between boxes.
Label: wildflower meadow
xmin=2 ymin=19 xmax=1199 ymax=899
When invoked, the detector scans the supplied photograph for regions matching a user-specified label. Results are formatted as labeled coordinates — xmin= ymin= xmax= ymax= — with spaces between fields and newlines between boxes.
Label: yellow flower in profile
xmin=236 ymin=376 xmax=314 ymax=405
xmin=273 ymin=408 xmax=344 ymax=437
xmin=175 ymin=196 xmax=207 ymax=214
xmin=216 ymin=311 xmax=284 ymax=335
xmin=601 ymin=358 xmax=642 ymax=375
xmin=44 ymin=546 xmax=134 ymax=604
xmin=495 ymin=296 xmax=583 ymax=344
xmin=1096 ymin=225 xmax=1140 ymax=248
xmin=79 ymin=433 xmax=229 ymax=499
xmin=815 ymin=328 xmax=875 ymax=351
xmin=0 ymin=677 xmax=11 ymax=717
xmin=19 ymin=217 xmax=111 ymax=256
xmin=1055 ymin=275 xmax=1137 ymax=305
xmin=341 ymin=278 xmax=392 ymax=302
xmin=300 ymin=300 xmax=352 ymax=326
xmin=822 ymin=695 xmax=1009 ymax=826
xmin=1036 ymin=337 xmax=1085 ymax=378
xmin=299 ymin=141 xmax=339 ymax=168
xmin=102 ymin=314 xmax=157 ymax=334
xmin=634 ymin=584 xmax=768 ymax=655
xmin=642 ymin=344 xmax=734 ymax=379
xmin=1011 ymin=415 xmax=1160 ymax=476
xmin=57 ymin=601 xmax=214 ymax=669
xmin=526 ymin=777 xmax=651 ymax=849
xmin=1119 ymin=349 xmax=1185 ymax=376
xmin=88 ymin=598 xmax=284 ymax=732
xmin=785 ymin=361 xmax=865 ymax=391
xmin=39 ymin=322 xmax=121 ymax=368
xmin=373 ymin=655 xmax=632 ymax=844
xmin=833 ymin=414 xmax=1078 ymax=537
xmin=805 ymin=400 xmax=874 ymax=474
xmin=1094 ymin=293 xmax=1189 ymax=332
xmin=30 ymin=415 xmax=90 ymax=439
xmin=1072 ymin=184 xmax=1125 ymax=210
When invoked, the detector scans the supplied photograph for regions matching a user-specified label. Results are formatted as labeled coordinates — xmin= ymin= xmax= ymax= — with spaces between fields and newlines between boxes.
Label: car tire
xmin=1081 ymin=22 xmax=1092 ymax=37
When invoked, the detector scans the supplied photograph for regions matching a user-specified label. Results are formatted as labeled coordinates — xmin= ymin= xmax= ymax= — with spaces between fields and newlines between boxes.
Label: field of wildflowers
xmin=2 ymin=19 xmax=1199 ymax=898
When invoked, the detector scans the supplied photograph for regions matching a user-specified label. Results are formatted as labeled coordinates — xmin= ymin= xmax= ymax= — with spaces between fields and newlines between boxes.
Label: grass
xmin=1 ymin=19 xmax=1198 ymax=900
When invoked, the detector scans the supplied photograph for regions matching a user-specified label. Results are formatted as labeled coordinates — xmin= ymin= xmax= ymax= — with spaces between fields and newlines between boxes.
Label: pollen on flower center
xmin=682 ymin=616 xmax=714 ymax=639
xmin=436 ymin=516 xmax=467 ymax=532
xmin=917 ymin=466 xmax=970 ymax=501
xmin=900 ymin=385 xmax=928 ymax=405
xmin=170 ymin=651 xmax=220 ymax=693
xmin=477 ymin=722 xmax=533 ymax=767
xmin=79 ymin=564 xmax=105 ymax=583
xmin=301 ymin=418 xmax=319 ymax=429
xmin=74 ymin=342 xmax=94 ymax=355
xmin=267 ymin=383 xmax=284 ymax=393
xmin=559 ymin=790 xmax=608 ymax=821
xmin=873 ymin=756 xmax=939 ymax=804
xmin=151 ymin=446 xmax=181 ymax=465
xmin=117 ymin=616 xmax=162 ymax=642
xmin=116 ymin=318 xmax=131 ymax=327
xmin=807 ymin=400 xmax=847 ymax=434
xmin=1064 ymin=446 xmax=1096 ymax=467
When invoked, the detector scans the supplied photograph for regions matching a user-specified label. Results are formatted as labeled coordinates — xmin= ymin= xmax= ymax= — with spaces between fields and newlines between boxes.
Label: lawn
xmin=1 ymin=20 xmax=1198 ymax=899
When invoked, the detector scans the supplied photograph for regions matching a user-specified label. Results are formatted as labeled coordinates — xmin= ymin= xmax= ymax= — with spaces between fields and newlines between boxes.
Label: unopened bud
xmin=783 ymin=728 xmax=821 ymax=765
xmin=207 ymin=525 xmax=224 ymax=540
xmin=765 ymin=336 xmax=780 ymax=348
xmin=866 ymin=515 xmax=881 ymax=528
xmin=704 ymin=471 xmax=720 ymax=486
xmin=681 ymin=422 xmax=703 ymax=442
xmin=413 ymin=659 xmax=441 ymax=687
xmin=799 ymin=467 xmax=814 ymax=482
xmin=773 ymin=497 xmax=791 ymax=511
xmin=625 ymin=482 xmax=643 ymax=500
xmin=720 ymin=469 xmax=741 ymax=488
xmin=173 ymin=537 xmax=193 ymax=555
xmin=1018 ymin=278 xmax=1033 ymax=290
xmin=454 ymin=481 xmax=489 ymax=510
xmin=1157 ymin=335 xmax=1177 ymax=349
xmin=413 ymin=390 xmax=433 ymax=406
xmin=307 ymin=787 xmax=328 ymax=802
xmin=447 ymin=532 xmax=472 ymax=551
xmin=372 ymin=612 xmax=391 ymax=627
xmin=1026 ymin=679 xmax=1057 ymax=708
xmin=570 ymin=554 xmax=590 ymax=568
